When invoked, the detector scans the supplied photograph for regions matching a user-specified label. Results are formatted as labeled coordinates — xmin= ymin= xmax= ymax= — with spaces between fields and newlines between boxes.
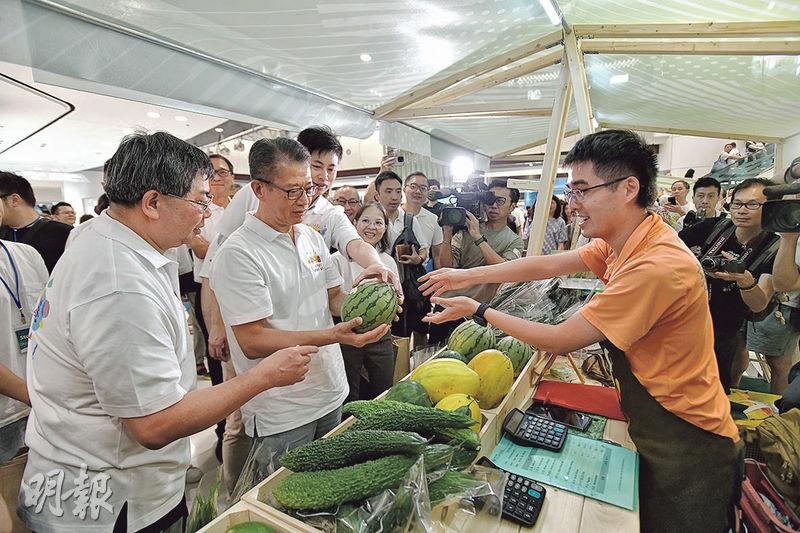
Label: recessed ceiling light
xmin=360 ymin=53 xmax=372 ymax=62
xmin=146 ymin=111 xmax=161 ymax=118
xmin=214 ymin=127 xmax=224 ymax=133
xmin=174 ymin=115 xmax=188 ymax=122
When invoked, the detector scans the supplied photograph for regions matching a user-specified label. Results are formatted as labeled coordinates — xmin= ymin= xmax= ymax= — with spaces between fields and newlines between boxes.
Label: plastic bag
xmin=411 ymin=343 xmax=445 ymax=370
xmin=185 ymin=468 xmax=221 ymax=533
xmin=230 ymin=439 xmax=281 ymax=504
xmin=490 ymin=278 xmax=590 ymax=330
xmin=268 ymin=452 xmax=504 ymax=533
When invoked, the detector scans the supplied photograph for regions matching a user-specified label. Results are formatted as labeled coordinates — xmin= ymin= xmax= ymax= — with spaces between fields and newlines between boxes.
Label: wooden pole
xmin=527 ymin=56 xmax=572 ymax=257
xmin=564 ymin=30 xmax=596 ymax=136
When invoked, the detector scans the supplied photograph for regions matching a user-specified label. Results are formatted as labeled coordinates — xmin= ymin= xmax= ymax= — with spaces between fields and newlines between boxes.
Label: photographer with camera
xmin=676 ymin=176 xmax=724 ymax=232
xmin=679 ymin=178 xmax=779 ymax=393
xmin=429 ymin=180 xmax=524 ymax=343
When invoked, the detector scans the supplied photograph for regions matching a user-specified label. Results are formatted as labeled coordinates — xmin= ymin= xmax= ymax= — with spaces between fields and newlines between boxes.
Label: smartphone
xmin=526 ymin=402 xmax=591 ymax=431
xmin=667 ymin=197 xmax=677 ymax=205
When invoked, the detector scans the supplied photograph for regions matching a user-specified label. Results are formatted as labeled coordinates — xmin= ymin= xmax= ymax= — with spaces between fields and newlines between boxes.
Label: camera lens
xmin=700 ymin=257 xmax=718 ymax=270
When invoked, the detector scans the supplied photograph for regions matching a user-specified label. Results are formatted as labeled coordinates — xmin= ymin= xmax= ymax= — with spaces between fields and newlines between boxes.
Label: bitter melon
xmin=279 ymin=430 xmax=427 ymax=472
xmin=347 ymin=401 xmax=475 ymax=434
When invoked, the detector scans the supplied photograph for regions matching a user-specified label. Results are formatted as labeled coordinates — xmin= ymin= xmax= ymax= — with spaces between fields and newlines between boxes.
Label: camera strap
xmin=700 ymin=219 xmax=736 ymax=260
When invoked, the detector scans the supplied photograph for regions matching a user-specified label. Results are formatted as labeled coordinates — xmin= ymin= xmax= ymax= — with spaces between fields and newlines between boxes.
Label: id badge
xmin=14 ymin=322 xmax=30 ymax=352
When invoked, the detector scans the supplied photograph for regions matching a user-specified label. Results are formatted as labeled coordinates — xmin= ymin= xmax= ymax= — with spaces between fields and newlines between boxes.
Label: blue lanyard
xmin=0 ymin=241 xmax=24 ymax=321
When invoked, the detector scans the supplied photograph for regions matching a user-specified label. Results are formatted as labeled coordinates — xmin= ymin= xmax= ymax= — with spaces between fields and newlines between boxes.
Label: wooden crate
xmin=198 ymin=501 xmax=302 ymax=533
xmin=238 ymin=352 xmax=541 ymax=531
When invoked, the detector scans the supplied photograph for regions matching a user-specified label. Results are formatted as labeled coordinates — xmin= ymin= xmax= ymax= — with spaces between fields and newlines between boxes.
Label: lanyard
xmin=0 ymin=241 xmax=24 ymax=322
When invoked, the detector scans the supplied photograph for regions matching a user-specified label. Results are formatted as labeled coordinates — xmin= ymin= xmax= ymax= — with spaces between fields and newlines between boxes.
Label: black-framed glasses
xmin=486 ymin=197 xmax=508 ymax=207
xmin=165 ymin=193 xmax=214 ymax=212
xmin=334 ymin=198 xmax=362 ymax=207
xmin=260 ymin=180 xmax=318 ymax=200
xmin=213 ymin=168 xmax=232 ymax=178
xmin=564 ymin=176 xmax=629 ymax=203
xmin=405 ymin=183 xmax=429 ymax=193
xmin=730 ymin=200 xmax=765 ymax=211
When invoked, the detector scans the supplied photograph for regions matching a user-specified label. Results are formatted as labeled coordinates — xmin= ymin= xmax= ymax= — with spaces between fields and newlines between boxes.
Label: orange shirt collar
xmin=603 ymin=212 xmax=659 ymax=280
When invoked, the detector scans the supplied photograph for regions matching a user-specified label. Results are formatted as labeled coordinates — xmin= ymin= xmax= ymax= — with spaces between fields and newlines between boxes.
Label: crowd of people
xmin=0 ymin=125 xmax=797 ymax=532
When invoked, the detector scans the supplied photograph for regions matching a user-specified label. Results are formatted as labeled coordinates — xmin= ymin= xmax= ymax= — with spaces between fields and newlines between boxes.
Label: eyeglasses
xmin=405 ymin=184 xmax=429 ymax=193
xmin=213 ymin=168 xmax=232 ymax=178
xmin=165 ymin=193 xmax=214 ymax=212
xmin=334 ymin=198 xmax=362 ymax=207
xmin=485 ymin=197 xmax=508 ymax=207
xmin=357 ymin=218 xmax=386 ymax=228
xmin=260 ymin=180 xmax=319 ymax=200
xmin=730 ymin=200 xmax=765 ymax=211
xmin=563 ymin=176 xmax=629 ymax=203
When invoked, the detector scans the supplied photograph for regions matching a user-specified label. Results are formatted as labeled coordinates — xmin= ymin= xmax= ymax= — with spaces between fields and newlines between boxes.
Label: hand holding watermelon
xmin=422 ymin=296 xmax=480 ymax=324
xmin=334 ymin=318 xmax=391 ymax=348
xmin=418 ymin=268 xmax=473 ymax=297
xmin=352 ymin=263 xmax=403 ymax=303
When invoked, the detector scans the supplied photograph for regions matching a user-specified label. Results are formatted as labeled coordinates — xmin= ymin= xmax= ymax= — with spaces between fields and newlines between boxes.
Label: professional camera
xmin=428 ymin=186 xmax=496 ymax=231
xmin=761 ymin=156 xmax=800 ymax=233
xmin=700 ymin=255 xmax=747 ymax=274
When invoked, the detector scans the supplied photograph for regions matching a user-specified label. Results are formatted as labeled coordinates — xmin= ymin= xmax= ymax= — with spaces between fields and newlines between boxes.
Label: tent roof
xmin=22 ymin=0 xmax=800 ymax=155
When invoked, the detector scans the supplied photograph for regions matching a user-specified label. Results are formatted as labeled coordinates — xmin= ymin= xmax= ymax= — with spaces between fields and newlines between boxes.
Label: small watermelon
xmin=447 ymin=320 xmax=496 ymax=362
xmin=340 ymin=281 xmax=398 ymax=333
xmin=496 ymin=336 xmax=534 ymax=377
xmin=384 ymin=380 xmax=433 ymax=407
xmin=435 ymin=350 xmax=469 ymax=363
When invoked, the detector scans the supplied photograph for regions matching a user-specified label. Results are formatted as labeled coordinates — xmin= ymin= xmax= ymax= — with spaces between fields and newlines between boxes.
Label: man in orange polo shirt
xmin=420 ymin=130 xmax=741 ymax=533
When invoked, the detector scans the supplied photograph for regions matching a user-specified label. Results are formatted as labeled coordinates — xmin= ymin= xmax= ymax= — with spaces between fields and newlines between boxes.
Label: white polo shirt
xmin=331 ymin=250 xmax=399 ymax=293
xmin=19 ymin=213 xmax=195 ymax=533
xmin=193 ymin=202 xmax=225 ymax=282
xmin=199 ymin=182 xmax=359 ymax=278
xmin=386 ymin=206 xmax=444 ymax=251
xmin=0 ymin=240 xmax=47 ymax=429
xmin=210 ymin=214 xmax=348 ymax=437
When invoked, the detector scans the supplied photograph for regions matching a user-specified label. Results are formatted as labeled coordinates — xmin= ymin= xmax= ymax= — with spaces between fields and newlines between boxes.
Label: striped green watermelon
xmin=384 ymin=380 xmax=433 ymax=407
xmin=447 ymin=320 xmax=496 ymax=362
xmin=435 ymin=350 xmax=469 ymax=363
xmin=496 ymin=336 xmax=534 ymax=377
xmin=341 ymin=281 xmax=398 ymax=333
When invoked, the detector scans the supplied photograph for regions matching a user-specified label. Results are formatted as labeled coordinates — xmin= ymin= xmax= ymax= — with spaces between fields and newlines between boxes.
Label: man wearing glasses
xmin=385 ymin=172 xmax=444 ymax=268
xmin=420 ymin=130 xmax=741 ymax=532
xmin=679 ymin=178 xmax=779 ymax=392
xmin=19 ymin=133 xmax=314 ymax=532
xmin=209 ymin=137 xmax=389 ymax=462
xmin=429 ymin=180 xmax=524 ymax=343
xmin=331 ymin=186 xmax=361 ymax=224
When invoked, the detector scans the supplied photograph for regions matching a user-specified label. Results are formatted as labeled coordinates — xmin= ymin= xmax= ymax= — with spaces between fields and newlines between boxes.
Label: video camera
xmin=429 ymin=185 xmax=497 ymax=231
xmin=700 ymin=255 xmax=748 ymax=274
xmin=761 ymin=156 xmax=800 ymax=233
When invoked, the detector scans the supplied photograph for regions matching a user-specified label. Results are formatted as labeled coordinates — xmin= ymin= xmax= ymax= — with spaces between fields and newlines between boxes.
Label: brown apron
xmin=603 ymin=342 xmax=743 ymax=533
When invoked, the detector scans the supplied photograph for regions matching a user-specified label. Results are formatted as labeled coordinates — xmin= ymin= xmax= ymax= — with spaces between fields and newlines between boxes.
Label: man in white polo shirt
xmin=18 ymin=132 xmax=314 ymax=533
xmin=211 ymin=137 xmax=389 ymax=456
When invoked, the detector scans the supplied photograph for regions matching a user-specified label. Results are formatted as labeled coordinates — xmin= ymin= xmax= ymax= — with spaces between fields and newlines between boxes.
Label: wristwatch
xmin=473 ymin=236 xmax=487 ymax=246
xmin=473 ymin=303 xmax=491 ymax=326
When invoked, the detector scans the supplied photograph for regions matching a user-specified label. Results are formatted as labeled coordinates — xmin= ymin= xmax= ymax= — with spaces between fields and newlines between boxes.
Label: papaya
xmin=467 ymin=350 xmax=514 ymax=409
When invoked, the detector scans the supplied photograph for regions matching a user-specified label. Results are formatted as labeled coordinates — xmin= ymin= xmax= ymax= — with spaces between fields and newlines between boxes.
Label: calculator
xmin=503 ymin=408 xmax=567 ymax=451
xmin=477 ymin=456 xmax=546 ymax=527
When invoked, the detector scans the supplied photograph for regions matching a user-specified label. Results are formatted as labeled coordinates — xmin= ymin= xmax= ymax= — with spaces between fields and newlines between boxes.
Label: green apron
xmin=603 ymin=342 xmax=743 ymax=533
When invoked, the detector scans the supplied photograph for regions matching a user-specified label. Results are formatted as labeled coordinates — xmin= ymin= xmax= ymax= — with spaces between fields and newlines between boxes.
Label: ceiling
xmin=1 ymin=0 xmax=799 ymax=165
xmin=0 ymin=61 xmax=226 ymax=174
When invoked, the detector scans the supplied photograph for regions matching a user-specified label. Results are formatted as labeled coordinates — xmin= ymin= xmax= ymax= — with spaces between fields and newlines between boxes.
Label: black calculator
xmin=503 ymin=408 xmax=567 ymax=451
xmin=477 ymin=457 xmax=546 ymax=527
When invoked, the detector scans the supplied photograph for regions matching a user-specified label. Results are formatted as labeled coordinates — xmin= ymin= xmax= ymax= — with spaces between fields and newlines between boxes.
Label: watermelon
xmin=496 ymin=336 xmax=534 ymax=377
xmin=435 ymin=349 xmax=469 ymax=363
xmin=340 ymin=281 xmax=398 ymax=333
xmin=384 ymin=380 xmax=433 ymax=407
xmin=447 ymin=320 xmax=496 ymax=362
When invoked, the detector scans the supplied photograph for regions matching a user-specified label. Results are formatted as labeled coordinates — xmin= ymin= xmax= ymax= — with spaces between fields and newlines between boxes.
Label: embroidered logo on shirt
xmin=31 ymin=293 xmax=50 ymax=332
xmin=306 ymin=252 xmax=324 ymax=272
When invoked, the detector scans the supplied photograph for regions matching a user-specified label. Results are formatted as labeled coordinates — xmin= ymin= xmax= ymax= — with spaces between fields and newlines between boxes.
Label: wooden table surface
xmin=495 ymin=357 xmax=640 ymax=533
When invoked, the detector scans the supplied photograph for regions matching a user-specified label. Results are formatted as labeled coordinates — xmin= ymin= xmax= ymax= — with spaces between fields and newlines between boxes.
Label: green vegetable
xmin=428 ymin=472 xmax=480 ymax=505
xmin=448 ymin=446 xmax=479 ymax=471
xmin=186 ymin=479 xmax=219 ymax=533
xmin=226 ymin=522 xmax=275 ymax=533
xmin=272 ymin=454 xmax=419 ymax=510
xmin=434 ymin=349 xmax=470 ymax=363
xmin=280 ymin=430 xmax=427 ymax=472
xmin=447 ymin=320 xmax=496 ymax=361
xmin=384 ymin=380 xmax=433 ymax=407
xmin=346 ymin=401 xmax=475 ymax=433
xmin=272 ymin=445 xmax=463 ymax=511
xmin=436 ymin=427 xmax=481 ymax=450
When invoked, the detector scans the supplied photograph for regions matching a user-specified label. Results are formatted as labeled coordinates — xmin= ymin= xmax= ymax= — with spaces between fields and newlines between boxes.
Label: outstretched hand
xmin=418 ymin=268 xmax=471 ymax=297
xmin=422 ymin=296 xmax=480 ymax=324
